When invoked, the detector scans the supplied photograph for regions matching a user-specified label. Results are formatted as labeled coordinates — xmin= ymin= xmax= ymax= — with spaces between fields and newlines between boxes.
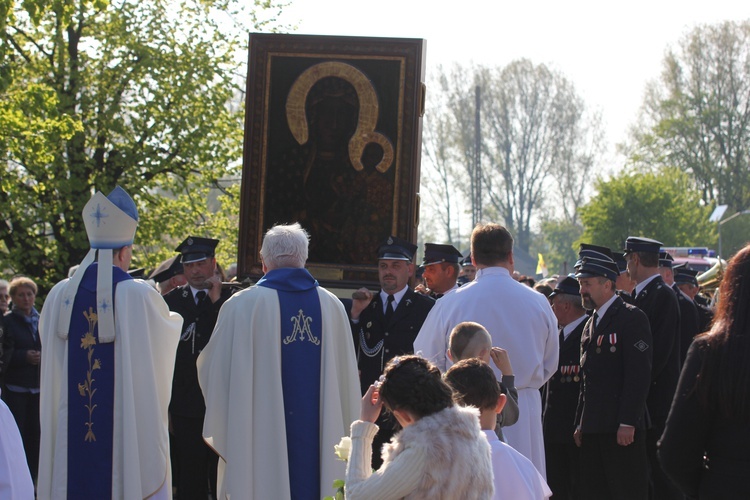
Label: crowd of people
xmin=0 ymin=185 xmax=747 ymax=499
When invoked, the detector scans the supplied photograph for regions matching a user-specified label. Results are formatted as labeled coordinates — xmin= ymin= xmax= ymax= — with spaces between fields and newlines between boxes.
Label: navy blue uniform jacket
xmin=576 ymin=296 xmax=652 ymax=433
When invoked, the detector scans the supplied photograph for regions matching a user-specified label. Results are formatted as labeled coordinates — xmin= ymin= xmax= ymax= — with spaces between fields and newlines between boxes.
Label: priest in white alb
xmin=414 ymin=222 xmax=558 ymax=478
xmin=198 ymin=223 xmax=360 ymax=500
xmin=38 ymin=187 xmax=183 ymax=499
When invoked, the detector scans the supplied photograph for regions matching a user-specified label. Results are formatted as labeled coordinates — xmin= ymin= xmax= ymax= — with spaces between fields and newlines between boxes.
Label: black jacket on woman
xmin=2 ymin=309 xmax=41 ymax=389
xmin=658 ymin=337 xmax=750 ymax=499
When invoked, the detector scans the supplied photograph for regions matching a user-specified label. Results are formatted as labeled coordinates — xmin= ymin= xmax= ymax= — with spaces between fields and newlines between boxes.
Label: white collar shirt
xmin=380 ymin=285 xmax=408 ymax=314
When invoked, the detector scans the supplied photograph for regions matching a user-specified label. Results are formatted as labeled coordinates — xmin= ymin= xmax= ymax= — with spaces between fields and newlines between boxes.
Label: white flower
xmin=334 ymin=436 xmax=352 ymax=462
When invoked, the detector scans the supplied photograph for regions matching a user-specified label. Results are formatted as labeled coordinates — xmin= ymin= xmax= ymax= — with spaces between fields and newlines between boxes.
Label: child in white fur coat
xmin=345 ymin=355 xmax=494 ymax=499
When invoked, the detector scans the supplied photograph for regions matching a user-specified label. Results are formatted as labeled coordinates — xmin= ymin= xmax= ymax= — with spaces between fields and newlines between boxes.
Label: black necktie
xmin=593 ymin=312 xmax=599 ymax=329
xmin=196 ymin=290 xmax=206 ymax=305
xmin=385 ymin=294 xmax=395 ymax=322
xmin=559 ymin=326 xmax=565 ymax=344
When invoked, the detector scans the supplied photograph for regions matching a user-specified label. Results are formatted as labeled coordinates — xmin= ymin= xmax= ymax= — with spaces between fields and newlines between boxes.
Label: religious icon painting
xmin=238 ymin=33 xmax=426 ymax=289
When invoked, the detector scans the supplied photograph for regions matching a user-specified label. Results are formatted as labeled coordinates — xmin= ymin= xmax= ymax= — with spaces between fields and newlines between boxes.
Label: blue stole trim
xmin=67 ymin=263 xmax=131 ymax=498
xmin=258 ymin=268 xmax=321 ymax=499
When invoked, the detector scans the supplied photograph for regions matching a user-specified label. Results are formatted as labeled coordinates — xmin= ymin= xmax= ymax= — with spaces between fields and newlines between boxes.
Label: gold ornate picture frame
xmin=237 ymin=33 xmax=426 ymax=288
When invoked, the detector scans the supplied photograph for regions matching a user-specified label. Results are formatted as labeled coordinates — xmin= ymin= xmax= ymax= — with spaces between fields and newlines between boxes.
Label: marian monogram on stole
xmin=284 ymin=309 xmax=320 ymax=345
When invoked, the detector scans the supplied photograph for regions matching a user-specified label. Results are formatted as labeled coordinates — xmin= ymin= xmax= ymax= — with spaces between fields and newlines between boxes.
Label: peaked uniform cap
xmin=377 ymin=236 xmax=417 ymax=261
xmin=549 ymin=275 xmax=581 ymax=298
xmin=128 ymin=268 xmax=146 ymax=279
xmin=576 ymin=243 xmax=614 ymax=269
xmin=579 ymin=243 xmax=614 ymax=260
xmin=575 ymin=256 xmax=619 ymax=282
xmin=624 ymin=237 xmax=663 ymax=254
xmin=613 ymin=253 xmax=628 ymax=273
xmin=659 ymin=251 xmax=675 ymax=268
xmin=422 ymin=243 xmax=463 ymax=266
xmin=176 ymin=236 xmax=220 ymax=264
xmin=673 ymin=264 xmax=699 ymax=286
xmin=149 ymin=255 xmax=184 ymax=283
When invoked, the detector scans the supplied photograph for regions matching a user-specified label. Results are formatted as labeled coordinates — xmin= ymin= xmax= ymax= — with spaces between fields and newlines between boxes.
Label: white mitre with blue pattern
xmin=57 ymin=186 xmax=139 ymax=343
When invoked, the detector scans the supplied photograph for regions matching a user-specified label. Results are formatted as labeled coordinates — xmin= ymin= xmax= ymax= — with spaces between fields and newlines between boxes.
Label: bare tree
xmin=420 ymin=69 xmax=461 ymax=245
xmin=552 ymin=109 xmax=606 ymax=225
xmin=420 ymin=61 xmax=600 ymax=253
xmin=480 ymin=59 xmax=596 ymax=252
xmin=420 ymin=65 xmax=476 ymax=246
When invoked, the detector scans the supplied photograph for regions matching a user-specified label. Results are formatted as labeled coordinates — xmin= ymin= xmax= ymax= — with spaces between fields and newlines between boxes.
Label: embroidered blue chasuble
xmin=257 ymin=268 xmax=322 ymax=500
xmin=67 ymin=263 xmax=131 ymax=498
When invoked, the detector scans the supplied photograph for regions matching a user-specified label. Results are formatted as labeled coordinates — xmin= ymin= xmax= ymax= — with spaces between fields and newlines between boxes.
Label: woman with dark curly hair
xmin=345 ymin=355 xmax=493 ymax=499
xmin=658 ymin=243 xmax=750 ymax=498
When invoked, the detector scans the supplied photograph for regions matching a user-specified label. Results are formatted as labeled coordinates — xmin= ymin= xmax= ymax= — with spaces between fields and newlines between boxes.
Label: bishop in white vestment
xmin=38 ymin=187 xmax=182 ymax=499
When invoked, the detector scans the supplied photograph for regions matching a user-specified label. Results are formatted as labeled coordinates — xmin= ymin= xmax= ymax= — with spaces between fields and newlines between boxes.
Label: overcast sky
xmin=276 ymin=1 xmax=750 ymax=167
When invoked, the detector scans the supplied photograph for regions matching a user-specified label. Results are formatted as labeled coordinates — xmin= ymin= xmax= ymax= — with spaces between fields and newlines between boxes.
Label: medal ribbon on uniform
xmin=573 ymin=365 xmax=580 ymax=382
xmin=610 ymin=333 xmax=618 ymax=352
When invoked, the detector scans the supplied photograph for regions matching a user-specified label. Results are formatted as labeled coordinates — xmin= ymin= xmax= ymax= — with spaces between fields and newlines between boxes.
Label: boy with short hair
xmin=445 ymin=359 xmax=552 ymax=500
xmin=447 ymin=321 xmax=519 ymax=438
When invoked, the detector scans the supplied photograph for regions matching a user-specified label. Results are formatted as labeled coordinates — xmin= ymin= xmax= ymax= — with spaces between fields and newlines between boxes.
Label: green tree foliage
xmin=0 ymin=84 xmax=83 ymax=283
xmin=1 ymin=0 xmax=284 ymax=291
xmin=578 ymin=168 xmax=716 ymax=251
xmin=533 ymin=218 xmax=583 ymax=277
xmin=627 ymin=20 xmax=750 ymax=212
xmin=717 ymin=213 xmax=750 ymax=259
xmin=135 ymin=181 xmax=241 ymax=274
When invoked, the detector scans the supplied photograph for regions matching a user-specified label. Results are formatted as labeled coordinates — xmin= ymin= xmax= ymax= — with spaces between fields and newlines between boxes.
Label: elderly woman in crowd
xmin=1 ymin=276 xmax=41 ymax=482
xmin=0 ymin=279 xmax=9 ymax=382
xmin=0 ymin=279 xmax=10 ymax=316
xmin=658 ymin=243 xmax=750 ymax=498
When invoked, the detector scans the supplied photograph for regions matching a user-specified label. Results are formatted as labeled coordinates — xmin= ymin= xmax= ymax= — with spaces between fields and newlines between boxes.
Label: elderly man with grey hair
xmin=198 ymin=223 xmax=360 ymax=500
